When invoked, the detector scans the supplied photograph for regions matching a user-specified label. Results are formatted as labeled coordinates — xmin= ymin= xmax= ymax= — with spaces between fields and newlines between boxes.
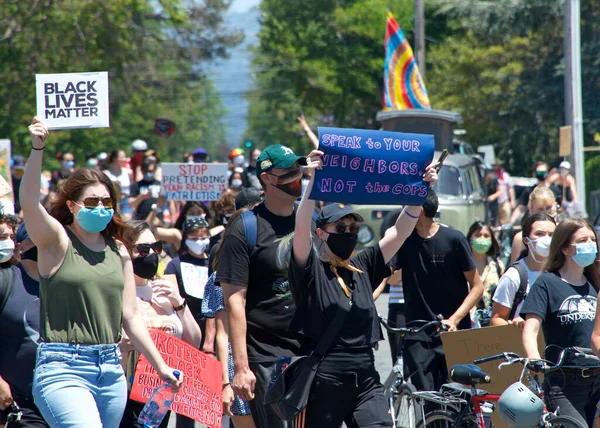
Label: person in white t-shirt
xmin=491 ymin=213 xmax=556 ymax=328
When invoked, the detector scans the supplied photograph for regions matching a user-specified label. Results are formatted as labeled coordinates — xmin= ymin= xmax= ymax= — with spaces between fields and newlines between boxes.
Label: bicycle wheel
xmin=415 ymin=410 xmax=458 ymax=428
xmin=546 ymin=415 xmax=587 ymax=428
xmin=392 ymin=382 xmax=422 ymax=428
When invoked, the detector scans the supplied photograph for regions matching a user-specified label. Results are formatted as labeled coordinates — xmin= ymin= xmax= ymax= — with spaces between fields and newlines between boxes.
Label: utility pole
xmin=565 ymin=0 xmax=585 ymax=207
xmin=414 ymin=0 xmax=425 ymax=77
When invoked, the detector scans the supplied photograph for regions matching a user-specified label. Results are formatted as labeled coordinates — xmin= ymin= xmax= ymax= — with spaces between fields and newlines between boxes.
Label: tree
xmin=0 ymin=0 xmax=242 ymax=168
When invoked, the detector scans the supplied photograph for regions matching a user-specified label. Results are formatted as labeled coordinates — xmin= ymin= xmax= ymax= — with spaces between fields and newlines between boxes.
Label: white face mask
xmin=0 ymin=239 xmax=15 ymax=263
xmin=231 ymin=179 xmax=243 ymax=189
xmin=186 ymin=238 xmax=209 ymax=255
xmin=527 ymin=235 xmax=552 ymax=261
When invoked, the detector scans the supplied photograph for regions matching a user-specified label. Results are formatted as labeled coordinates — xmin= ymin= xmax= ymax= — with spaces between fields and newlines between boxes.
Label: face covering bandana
xmin=270 ymin=169 xmax=303 ymax=198
xmin=527 ymin=235 xmax=552 ymax=262
xmin=187 ymin=215 xmax=206 ymax=222
xmin=471 ymin=238 xmax=492 ymax=254
xmin=74 ymin=203 xmax=114 ymax=233
xmin=326 ymin=232 xmax=358 ymax=261
xmin=186 ymin=238 xmax=209 ymax=255
xmin=536 ymin=170 xmax=548 ymax=181
xmin=572 ymin=243 xmax=597 ymax=268
xmin=0 ymin=239 xmax=15 ymax=263
xmin=62 ymin=160 xmax=75 ymax=170
xmin=133 ymin=252 xmax=159 ymax=279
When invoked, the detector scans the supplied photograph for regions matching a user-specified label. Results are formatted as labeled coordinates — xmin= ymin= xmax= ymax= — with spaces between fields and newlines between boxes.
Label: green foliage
xmin=0 ymin=0 xmax=241 ymax=169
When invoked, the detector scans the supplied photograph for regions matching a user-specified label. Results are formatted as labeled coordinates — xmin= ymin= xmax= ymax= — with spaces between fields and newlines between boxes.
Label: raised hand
xmin=28 ymin=117 xmax=49 ymax=149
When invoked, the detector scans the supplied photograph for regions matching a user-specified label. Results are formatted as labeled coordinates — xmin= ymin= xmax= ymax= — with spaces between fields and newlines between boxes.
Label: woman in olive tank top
xmin=22 ymin=118 xmax=182 ymax=428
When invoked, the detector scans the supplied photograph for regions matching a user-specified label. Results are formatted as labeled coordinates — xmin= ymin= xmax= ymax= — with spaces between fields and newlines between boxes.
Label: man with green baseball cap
xmin=218 ymin=144 xmax=317 ymax=428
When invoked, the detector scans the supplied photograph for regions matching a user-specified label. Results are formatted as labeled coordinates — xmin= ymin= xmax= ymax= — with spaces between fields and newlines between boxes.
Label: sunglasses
xmin=333 ymin=223 xmax=360 ymax=234
xmin=79 ymin=197 xmax=113 ymax=209
xmin=269 ymin=169 xmax=302 ymax=185
xmin=136 ymin=242 xmax=163 ymax=256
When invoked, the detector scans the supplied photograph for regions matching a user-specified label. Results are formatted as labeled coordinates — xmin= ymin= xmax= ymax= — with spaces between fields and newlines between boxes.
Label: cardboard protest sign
xmin=161 ymin=163 xmax=228 ymax=201
xmin=130 ymin=329 xmax=223 ymax=428
xmin=36 ymin=72 xmax=109 ymax=130
xmin=0 ymin=140 xmax=13 ymax=201
xmin=310 ymin=127 xmax=435 ymax=205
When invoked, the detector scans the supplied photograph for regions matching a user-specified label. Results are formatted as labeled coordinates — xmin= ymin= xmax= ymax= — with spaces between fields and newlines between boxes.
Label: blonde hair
xmin=528 ymin=186 xmax=555 ymax=211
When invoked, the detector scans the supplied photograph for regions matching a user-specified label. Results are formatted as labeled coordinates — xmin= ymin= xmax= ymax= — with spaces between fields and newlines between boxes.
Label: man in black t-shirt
xmin=217 ymin=145 xmax=308 ymax=428
xmin=128 ymin=158 xmax=162 ymax=220
xmin=392 ymin=189 xmax=483 ymax=392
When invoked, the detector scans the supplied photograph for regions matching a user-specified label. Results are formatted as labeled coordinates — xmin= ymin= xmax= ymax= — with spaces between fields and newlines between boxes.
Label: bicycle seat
xmin=449 ymin=364 xmax=491 ymax=386
xmin=441 ymin=382 xmax=489 ymax=399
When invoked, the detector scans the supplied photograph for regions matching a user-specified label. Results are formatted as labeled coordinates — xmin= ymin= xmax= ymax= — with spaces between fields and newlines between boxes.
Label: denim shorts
xmin=33 ymin=343 xmax=127 ymax=428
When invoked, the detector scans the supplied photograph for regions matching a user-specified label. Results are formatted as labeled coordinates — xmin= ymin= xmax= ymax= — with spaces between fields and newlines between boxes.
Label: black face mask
xmin=21 ymin=246 xmax=38 ymax=262
xmin=133 ymin=252 xmax=159 ymax=279
xmin=536 ymin=170 xmax=548 ymax=181
xmin=326 ymin=232 xmax=358 ymax=260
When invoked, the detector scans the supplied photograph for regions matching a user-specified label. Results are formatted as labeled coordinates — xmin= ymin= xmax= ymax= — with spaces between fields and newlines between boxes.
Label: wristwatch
xmin=173 ymin=299 xmax=187 ymax=312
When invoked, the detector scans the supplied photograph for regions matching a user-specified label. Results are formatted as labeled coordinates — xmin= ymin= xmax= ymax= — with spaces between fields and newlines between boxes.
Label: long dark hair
xmin=49 ymin=168 xmax=133 ymax=249
xmin=466 ymin=221 xmax=500 ymax=257
xmin=544 ymin=218 xmax=600 ymax=289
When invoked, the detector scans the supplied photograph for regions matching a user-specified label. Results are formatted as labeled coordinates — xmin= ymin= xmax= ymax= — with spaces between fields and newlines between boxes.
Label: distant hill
xmin=209 ymin=8 xmax=261 ymax=146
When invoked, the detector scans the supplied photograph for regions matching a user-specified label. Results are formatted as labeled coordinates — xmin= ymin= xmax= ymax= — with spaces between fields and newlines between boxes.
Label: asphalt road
xmin=168 ymin=294 xmax=393 ymax=428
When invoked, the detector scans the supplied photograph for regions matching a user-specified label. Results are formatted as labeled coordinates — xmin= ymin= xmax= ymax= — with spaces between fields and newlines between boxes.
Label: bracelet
xmin=31 ymin=145 xmax=45 ymax=151
xmin=173 ymin=299 xmax=187 ymax=312
xmin=403 ymin=208 xmax=420 ymax=219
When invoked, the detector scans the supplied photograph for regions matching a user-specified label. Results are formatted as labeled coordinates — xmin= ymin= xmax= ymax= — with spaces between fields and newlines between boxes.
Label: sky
xmin=230 ymin=0 xmax=260 ymax=13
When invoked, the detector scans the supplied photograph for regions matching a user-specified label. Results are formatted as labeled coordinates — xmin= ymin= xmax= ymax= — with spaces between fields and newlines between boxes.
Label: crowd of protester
xmin=1 ymin=114 xmax=600 ymax=428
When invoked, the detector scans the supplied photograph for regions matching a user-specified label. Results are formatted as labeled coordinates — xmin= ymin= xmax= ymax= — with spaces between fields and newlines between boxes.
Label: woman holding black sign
xmin=287 ymin=151 xmax=437 ymax=427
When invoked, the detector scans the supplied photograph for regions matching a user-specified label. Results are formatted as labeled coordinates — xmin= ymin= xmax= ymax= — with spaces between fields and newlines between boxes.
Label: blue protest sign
xmin=309 ymin=127 xmax=435 ymax=205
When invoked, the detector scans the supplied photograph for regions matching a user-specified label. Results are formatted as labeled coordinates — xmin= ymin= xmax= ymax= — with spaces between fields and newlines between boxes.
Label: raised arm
xmin=379 ymin=163 xmax=438 ymax=263
xmin=293 ymin=150 xmax=323 ymax=268
xmin=298 ymin=115 xmax=319 ymax=150
xmin=21 ymin=118 xmax=68 ymax=269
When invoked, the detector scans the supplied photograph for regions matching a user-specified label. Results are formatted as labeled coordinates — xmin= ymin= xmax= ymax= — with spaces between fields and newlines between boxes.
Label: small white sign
xmin=180 ymin=263 xmax=209 ymax=299
xmin=161 ymin=163 xmax=228 ymax=201
xmin=36 ymin=71 xmax=110 ymax=130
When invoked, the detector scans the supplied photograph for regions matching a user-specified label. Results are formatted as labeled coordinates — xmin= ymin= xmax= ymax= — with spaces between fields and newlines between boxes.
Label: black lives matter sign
xmin=36 ymin=72 xmax=110 ymax=130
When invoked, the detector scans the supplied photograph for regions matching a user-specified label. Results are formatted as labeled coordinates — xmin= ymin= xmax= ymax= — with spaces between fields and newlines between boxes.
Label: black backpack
xmin=0 ymin=266 xmax=15 ymax=315
xmin=504 ymin=261 xmax=528 ymax=320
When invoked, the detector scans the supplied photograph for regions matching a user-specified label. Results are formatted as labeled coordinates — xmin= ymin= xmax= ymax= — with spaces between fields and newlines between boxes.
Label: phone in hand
xmin=435 ymin=149 xmax=449 ymax=173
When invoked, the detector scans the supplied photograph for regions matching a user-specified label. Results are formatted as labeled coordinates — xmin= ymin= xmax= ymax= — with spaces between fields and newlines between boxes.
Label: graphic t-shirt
xmin=130 ymin=178 xmax=162 ymax=219
xmin=216 ymin=203 xmax=304 ymax=363
xmin=392 ymin=225 xmax=476 ymax=338
xmin=289 ymin=245 xmax=391 ymax=348
xmin=493 ymin=259 xmax=541 ymax=318
xmin=520 ymin=272 xmax=598 ymax=366
xmin=0 ymin=265 xmax=41 ymax=399
xmin=165 ymin=254 xmax=209 ymax=325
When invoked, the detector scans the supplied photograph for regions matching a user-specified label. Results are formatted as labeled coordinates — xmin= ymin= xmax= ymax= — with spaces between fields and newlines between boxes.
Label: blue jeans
xmin=33 ymin=343 xmax=127 ymax=428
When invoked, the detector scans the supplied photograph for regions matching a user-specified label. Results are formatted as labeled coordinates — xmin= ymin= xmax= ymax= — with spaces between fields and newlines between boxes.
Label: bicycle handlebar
xmin=378 ymin=315 xmax=446 ymax=335
xmin=474 ymin=347 xmax=600 ymax=372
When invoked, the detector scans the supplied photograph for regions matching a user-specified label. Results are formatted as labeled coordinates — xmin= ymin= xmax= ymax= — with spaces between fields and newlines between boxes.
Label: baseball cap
xmin=256 ymin=145 xmax=307 ymax=178
xmin=560 ymin=161 xmax=572 ymax=170
xmin=131 ymin=139 xmax=148 ymax=152
xmin=12 ymin=156 xmax=26 ymax=170
xmin=234 ymin=188 xmax=263 ymax=211
xmin=316 ymin=203 xmax=364 ymax=229
xmin=193 ymin=148 xmax=208 ymax=157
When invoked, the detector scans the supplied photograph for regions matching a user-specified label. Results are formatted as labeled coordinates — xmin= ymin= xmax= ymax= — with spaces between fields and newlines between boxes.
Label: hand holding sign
xmin=305 ymin=149 xmax=324 ymax=171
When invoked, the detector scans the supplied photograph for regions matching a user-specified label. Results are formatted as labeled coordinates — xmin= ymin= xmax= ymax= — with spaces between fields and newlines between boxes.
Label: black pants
xmin=249 ymin=361 xmax=293 ymax=428
xmin=302 ymin=366 xmax=392 ymax=427
xmin=386 ymin=303 xmax=406 ymax=364
xmin=545 ymin=372 xmax=600 ymax=427
xmin=3 ymin=394 xmax=48 ymax=428
xmin=403 ymin=338 xmax=448 ymax=392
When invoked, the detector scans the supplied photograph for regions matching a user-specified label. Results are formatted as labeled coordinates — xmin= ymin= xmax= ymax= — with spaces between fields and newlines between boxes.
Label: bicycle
xmin=415 ymin=346 xmax=598 ymax=427
xmin=379 ymin=315 xmax=445 ymax=428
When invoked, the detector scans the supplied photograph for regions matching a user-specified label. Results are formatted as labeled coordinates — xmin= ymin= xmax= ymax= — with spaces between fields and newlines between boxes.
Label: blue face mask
xmin=74 ymin=203 xmax=114 ymax=233
xmin=572 ymin=243 xmax=598 ymax=268
xmin=63 ymin=160 xmax=75 ymax=170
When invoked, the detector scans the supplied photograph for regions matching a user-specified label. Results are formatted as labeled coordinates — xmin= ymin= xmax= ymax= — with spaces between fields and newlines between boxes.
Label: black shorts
xmin=298 ymin=365 xmax=392 ymax=428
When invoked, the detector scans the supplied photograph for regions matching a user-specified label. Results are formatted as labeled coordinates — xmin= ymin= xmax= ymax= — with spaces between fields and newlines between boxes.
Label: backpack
xmin=0 ymin=266 xmax=15 ymax=315
xmin=505 ymin=261 xmax=528 ymax=320
xmin=241 ymin=202 xmax=318 ymax=246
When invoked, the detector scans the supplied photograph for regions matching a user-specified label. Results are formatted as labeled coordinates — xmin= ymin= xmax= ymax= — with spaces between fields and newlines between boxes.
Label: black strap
xmin=313 ymin=293 xmax=352 ymax=358
xmin=508 ymin=262 xmax=528 ymax=320
xmin=0 ymin=266 xmax=15 ymax=315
